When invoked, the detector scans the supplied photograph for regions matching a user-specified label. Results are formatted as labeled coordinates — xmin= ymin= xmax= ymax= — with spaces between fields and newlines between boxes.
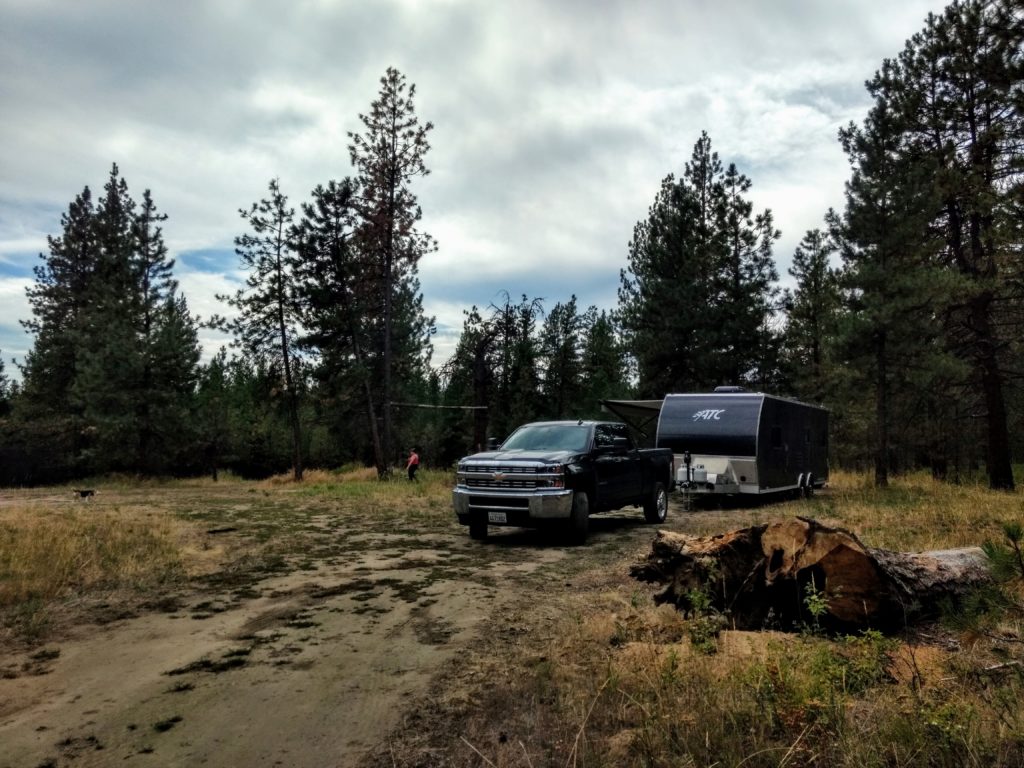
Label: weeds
xmin=802 ymin=578 xmax=829 ymax=634
xmin=431 ymin=471 xmax=1024 ymax=768
xmin=0 ymin=506 xmax=187 ymax=609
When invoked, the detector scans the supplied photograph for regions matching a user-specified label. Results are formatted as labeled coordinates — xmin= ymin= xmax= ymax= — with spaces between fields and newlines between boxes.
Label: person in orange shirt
xmin=406 ymin=446 xmax=420 ymax=481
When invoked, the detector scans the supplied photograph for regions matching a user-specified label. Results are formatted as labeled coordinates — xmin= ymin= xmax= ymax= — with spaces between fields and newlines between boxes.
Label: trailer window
xmin=770 ymin=426 xmax=783 ymax=449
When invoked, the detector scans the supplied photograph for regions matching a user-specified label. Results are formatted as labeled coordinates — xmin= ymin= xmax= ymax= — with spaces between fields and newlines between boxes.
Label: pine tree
xmin=493 ymin=295 xmax=543 ymax=437
xmin=579 ymin=310 xmax=629 ymax=415
xmin=619 ymin=133 xmax=780 ymax=396
xmin=21 ymin=185 xmax=97 ymax=415
xmin=348 ymin=67 xmax=436 ymax=469
xmin=783 ymin=228 xmax=842 ymax=403
xmin=441 ymin=306 xmax=500 ymax=457
xmin=844 ymin=0 xmax=1023 ymax=489
xmin=21 ymin=166 xmax=200 ymax=474
xmin=195 ymin=349 xmax=231 ymax=480
xmin=618 ymin=174 xmax=709 ymax=395
xmin=837 ymin=98 xmax=954 ymax=486
xmin=220 ymin=179 xmax=304 ymax=480
xmin=295 ymin=178 xmax=386 ymax=474
xmin=132 ymin=189 xmax=191 ymax=470
xmin=539 ymin=296 xmax=586 ymax=419
xmin=717 ymin=162 xmax=781 ymax=385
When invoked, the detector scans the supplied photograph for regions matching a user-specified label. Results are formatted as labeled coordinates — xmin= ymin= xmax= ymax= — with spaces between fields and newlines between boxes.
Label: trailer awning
xmin=600 ymin=399 xmax=664 ymax=438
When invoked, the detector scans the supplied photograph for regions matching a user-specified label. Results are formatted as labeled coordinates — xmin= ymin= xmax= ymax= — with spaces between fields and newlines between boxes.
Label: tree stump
xmin=631 ymin=517 xmax=991 ymax=631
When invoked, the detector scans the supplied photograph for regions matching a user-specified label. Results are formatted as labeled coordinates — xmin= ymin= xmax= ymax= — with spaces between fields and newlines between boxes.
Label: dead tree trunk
xmin=631 ymin=517 xmax=991 ymax=632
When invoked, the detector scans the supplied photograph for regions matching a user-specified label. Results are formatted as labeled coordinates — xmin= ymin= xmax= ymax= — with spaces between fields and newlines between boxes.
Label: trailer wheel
xmin=469 ymin=515 xmax=488 ymax=540
xmin=644 ymin=482 xmax=668 ymax=523
xmin=804 ymin=475 xmax=815 ymax=498
xmin=566 ymin=491 xmax=590 ymax=545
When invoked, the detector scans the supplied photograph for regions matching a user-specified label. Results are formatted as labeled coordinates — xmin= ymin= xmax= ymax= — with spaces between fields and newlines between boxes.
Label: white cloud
xmin=0 ymin=0 xmax=943 ymax=373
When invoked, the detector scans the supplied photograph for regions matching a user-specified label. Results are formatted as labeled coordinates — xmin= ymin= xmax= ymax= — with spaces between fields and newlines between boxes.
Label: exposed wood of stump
xmin=631 ymin=517 xmax=991 ymax=631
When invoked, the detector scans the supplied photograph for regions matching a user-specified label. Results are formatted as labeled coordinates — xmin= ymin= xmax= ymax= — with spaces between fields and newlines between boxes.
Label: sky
xmin=0 ymin=0 xmax=944 ymax=377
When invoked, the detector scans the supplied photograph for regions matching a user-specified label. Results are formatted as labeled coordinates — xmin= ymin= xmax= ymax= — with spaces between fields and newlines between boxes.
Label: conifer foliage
xmin=348 ymin=67 xmax=436 ymax=473
xmin=618 ymin=132 xmax=779 ymax=396
xmin=836 ymin=0 xmax=1022 ymax=489
xmin=18 ymin=165 xmax=200 ymax=476
xmin=219 ymin=179 xmax=305 ymax=480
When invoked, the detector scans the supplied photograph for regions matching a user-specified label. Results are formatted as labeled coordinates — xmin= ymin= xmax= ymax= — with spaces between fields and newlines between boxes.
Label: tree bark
xmin=632 ymin=517 xmax=991 ymax=632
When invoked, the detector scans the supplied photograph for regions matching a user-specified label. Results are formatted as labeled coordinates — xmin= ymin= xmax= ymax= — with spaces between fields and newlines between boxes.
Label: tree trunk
xmin=632 ymin=517 xmax=991 ymax=632
xmin=969 ymin=293 xmax=1014 ymax=490
xmin=472 ymin=332 xmax=494 ymax=452
xmin=874 ymin=330 xmax=889 ymax=488
xmin=275 ymin=223 xmax=302 ymax=482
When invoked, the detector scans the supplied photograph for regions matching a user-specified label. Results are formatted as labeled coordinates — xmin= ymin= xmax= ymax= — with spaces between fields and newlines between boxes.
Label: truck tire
xmin=469 ymin=515 xmax=488 ymax=540
xmin=644 ymin=482 xmax=668 ymax=523
xmin=566 ymin=491 xmax=590 ymax=545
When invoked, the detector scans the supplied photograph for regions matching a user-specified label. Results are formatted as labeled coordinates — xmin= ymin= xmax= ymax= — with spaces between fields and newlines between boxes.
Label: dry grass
xmin=814 ymin=468 xmax=1023 ymax=551
xmin=260 ymin=466 xmax=376 ymax=485
xmin=452 ymin=583 xmax=1024 ymax=768
xmin=5 ymin=467 xmax=1023 ymax=766
xmin=0 ymin=504 xmax=194 ymax=608
xmin=430 ymin=470 xmax=1024 ymax=768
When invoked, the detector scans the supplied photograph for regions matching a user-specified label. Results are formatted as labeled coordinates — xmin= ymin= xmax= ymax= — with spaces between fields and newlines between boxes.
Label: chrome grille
xmin=457 ymin=462 xmax=562 ymax=490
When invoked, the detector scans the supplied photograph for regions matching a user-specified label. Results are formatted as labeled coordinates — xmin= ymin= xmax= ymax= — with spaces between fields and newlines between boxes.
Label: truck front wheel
xmin=644 ymin=482 xmax=668 ymax=523
xmin=469 ymin=515 xmax=488 ymax=540
xmin=566 ymin=491 xmax=590 ymax=544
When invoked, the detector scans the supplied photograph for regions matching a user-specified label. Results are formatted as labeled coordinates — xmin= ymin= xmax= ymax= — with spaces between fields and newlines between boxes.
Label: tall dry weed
xmin=814 ymin=469 xmax=1023 ymax=550
xmin=0 ymin=505 xmax=187 ymax=608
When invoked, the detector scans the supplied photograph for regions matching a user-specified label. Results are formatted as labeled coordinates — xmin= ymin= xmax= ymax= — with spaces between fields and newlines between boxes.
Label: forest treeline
xmin=0 ymin=1 xmax=1021 ymax=488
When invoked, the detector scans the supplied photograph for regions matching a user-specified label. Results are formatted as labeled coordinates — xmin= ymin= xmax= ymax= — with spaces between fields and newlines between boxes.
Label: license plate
xmin=487 ymin=512 xmax=507 ymax=524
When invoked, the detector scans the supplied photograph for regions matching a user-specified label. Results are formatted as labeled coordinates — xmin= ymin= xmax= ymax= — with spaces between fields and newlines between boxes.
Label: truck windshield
xmin=500 ymin=424 xmax=590 ymax=452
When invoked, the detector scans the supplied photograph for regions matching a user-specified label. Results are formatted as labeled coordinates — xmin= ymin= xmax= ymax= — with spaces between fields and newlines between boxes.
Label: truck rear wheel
xmin=566 ymin=491 xmax=590 ymax=544
xmin=469 ymin=516 xmax=488 ymax=540
xmin=644 ymin=482 xmax=668 ymax=523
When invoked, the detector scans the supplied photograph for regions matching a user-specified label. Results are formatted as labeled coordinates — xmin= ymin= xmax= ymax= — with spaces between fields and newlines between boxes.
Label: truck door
xmin=593 ymin=424 xmax=630 ymax=508
xmin=612 ymin=423 xmax=643 ymax=501
xmin=594 ymin=424 xmax=642 ymax=508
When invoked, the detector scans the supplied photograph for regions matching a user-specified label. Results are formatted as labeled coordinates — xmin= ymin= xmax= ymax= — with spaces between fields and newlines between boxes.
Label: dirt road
xmin=1 ymin=483 xmax=706 ymax=768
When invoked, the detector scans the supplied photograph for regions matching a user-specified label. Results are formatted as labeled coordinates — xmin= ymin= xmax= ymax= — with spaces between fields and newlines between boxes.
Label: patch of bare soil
xmin=1 ymin=489 xmax=777 ymax=768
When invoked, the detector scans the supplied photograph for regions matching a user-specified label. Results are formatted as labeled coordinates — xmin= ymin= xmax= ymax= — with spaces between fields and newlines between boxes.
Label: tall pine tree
xmin=840 ymin=0 xmax=1022 ymax=488
xmin=782 ymin=227 xmax=842 ymax=404
xmin=295 ymin=178 xmax=386 ymax=474
xmin=618 ymin=133 xmax=779 ymax=395
xmin=21 ymin=165 xmax=200 ymax=474
xmin=220 ymin=179 xmax=305 ymax=480
xmin=348 ymin=67 xmax=436 ymax=470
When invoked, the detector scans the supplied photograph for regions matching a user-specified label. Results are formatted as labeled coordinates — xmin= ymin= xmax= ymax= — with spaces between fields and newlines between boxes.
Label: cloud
xmin=0 ymin=0 xmax=942 ymax=375
xmin=0 ymin=277 xmax=33 ymax=361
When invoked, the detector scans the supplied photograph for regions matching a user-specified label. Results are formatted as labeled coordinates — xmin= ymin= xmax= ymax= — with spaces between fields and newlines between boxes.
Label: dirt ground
xmin=0 ymin=484 xmax=773 ymax=768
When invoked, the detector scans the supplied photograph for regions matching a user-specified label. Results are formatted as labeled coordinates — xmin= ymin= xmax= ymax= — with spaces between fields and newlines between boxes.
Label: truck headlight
xmin=542 ymin=464 xmax=565 ymax=488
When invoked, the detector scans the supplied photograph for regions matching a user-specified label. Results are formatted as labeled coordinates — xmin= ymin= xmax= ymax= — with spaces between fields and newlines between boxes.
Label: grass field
xmin=432 ymin=470 xmax=1024 ymax=768
xmin=2 ymin=468 xmax=1023 ymax=766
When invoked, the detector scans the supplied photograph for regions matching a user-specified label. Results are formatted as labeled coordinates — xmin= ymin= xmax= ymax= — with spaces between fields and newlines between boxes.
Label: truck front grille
xmin=458 ymin=463 xmax=562 ymax=491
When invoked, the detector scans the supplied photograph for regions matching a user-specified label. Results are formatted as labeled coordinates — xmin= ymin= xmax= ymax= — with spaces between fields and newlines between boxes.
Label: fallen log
xmin=631 ymin=517 xmax=991 ymax=631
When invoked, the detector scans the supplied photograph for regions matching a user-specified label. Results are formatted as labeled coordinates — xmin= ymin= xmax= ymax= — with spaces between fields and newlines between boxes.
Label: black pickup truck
xmin=452 ymin=420 xmax=675 ymax=542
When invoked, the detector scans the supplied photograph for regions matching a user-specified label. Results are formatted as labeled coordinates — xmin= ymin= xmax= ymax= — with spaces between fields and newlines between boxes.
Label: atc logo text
xmin=692 ymin=409 xmax=725 ymax=421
